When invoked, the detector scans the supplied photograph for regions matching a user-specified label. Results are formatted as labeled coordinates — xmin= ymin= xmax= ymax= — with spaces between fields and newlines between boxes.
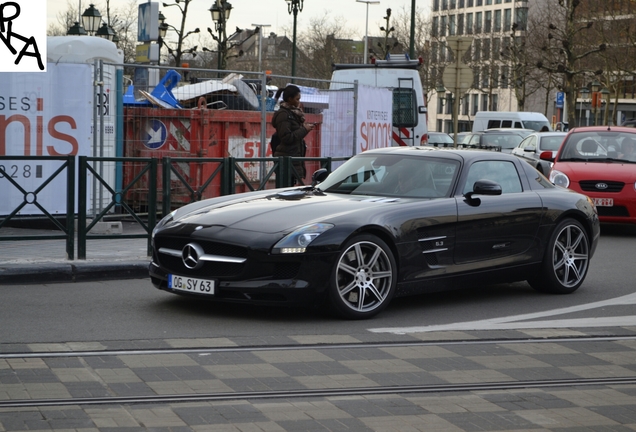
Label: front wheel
xmin=329 ymin=234 xmax=397 ymax=319
xmin=529 ymin=218 xmax=590 ymax=294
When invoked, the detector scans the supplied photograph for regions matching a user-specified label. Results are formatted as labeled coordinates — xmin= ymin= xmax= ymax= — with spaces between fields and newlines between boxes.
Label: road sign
xmin=137 ymin=2 xmax=159 ymax=42
xmin=442 ymin=36 xmax=473 ymax=94
xmin=144 ymin=119 xmax=167 ymax=149
xmin=556 ymin=91 xmax=564 ymax=108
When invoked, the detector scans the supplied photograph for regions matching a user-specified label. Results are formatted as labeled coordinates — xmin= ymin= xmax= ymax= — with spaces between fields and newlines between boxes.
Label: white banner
xmin=0 ymin=63 xmax=92 ymax=215
xmin=357 ymin=85 xmax=393 ymax=154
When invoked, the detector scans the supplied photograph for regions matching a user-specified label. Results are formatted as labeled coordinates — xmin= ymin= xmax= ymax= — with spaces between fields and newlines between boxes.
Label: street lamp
xmin=81 ymin=4 xmax=102 ymax=35
xmin=579 ymin=87 xmax=590 ymax=127
xmin=210 ymin=0 xmax=233 ymax=72
xmin=285 ymin=0 xmax=303 ymax=78
xmin=95 ymin=22 xmax=116 ymax=41
xmin=67 ymin=21 xmax=87 ymax=35
xmin=356 ymin=0 xmax=380 ymax=64
xmin=252 ymin=24 xmax=272 ymax=72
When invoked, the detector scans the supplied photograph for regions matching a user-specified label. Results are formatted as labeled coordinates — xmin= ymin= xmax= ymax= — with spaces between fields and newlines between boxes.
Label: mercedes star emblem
xmin=181 ymin=243 xmax=205 ymax=270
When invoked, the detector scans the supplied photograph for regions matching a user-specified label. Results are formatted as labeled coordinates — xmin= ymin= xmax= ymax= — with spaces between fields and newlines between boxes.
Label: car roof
xmin=566 ymin=126 xmax=636 ymax=134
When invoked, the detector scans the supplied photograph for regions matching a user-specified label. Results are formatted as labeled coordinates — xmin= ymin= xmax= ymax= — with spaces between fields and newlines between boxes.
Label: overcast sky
xmin=48 ymin=0 xmax=426 ymax=40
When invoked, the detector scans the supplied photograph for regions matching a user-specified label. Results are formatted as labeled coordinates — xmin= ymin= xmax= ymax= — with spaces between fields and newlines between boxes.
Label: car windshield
xmin=524 ymin=121 xmax=551 ymax=131
xmin=483 ymin=134 xmax=524 ymax=150
xmin=430 ymin=133 xmax=453 ymax=144
xmin=539 ymin=135 xmax=566 ymax=151
xmin=558 ymin=132 xmax=636 ymax=163
xmin=318 ymin=153 xmax=460 ymax=198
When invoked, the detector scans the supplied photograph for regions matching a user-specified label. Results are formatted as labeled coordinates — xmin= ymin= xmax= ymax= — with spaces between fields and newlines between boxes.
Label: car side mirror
xmin=463 ymin=179 xmax=502 ymax=202
xmin=539 ymin=150 xmax=555 ymax=162
xmin=311 ymin=168 xmax=329 ymax=186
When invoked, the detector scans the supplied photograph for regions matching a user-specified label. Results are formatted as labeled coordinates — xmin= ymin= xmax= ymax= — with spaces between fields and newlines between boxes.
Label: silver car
xmin=511 ymin=132 xmax=567 ymax=175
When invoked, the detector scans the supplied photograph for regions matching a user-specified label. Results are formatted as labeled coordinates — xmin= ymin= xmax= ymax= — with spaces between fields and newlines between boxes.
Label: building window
xmin=431 ymin=42 xmax=438 ymax=63
xmin=466 ymin=13 xmax=473 ymax=34
xmin=472 ymin=94 xmax=479 ymax=115
xmin=495 ymin=0 xmax=502 ymax=3
xmin=468 ymin=0 xmax=474 ymax=6
xmin=459 ymin=0 xmax=465 ymax=7
xmin=441 ymin=15 xmax=447 ymax=36
xmin=442 ymin=0 xmax=448 ymax=10
xmin=501 ymin=65 xmax=509 ymax=87
xmin=473 ymin=39 xmax=481 ymax=61
xmin=473 ymin=68 xmax=480 ymax=88
xmin=446 ymin=93 xmax=453 ymax=114
xmin=475 ymin=12 xmax=482 ymax=33
xmin=432 ymin=17 xmax=439 ymax=37
xmin=515 ymin=7 xmax=528 ymax=31
xmin=486 ymin=0 xmax=492 ymax=4
xmin=437 ymin=119 xmax=444 ymax=133
xmin=485 ymin=11 xmax=492 ymax=33
xmin=440 ymin=44 xmax=446 ymax=62
xmin=493 ymin=38 xmax=500 ymax=60
xmin=433 ymin=0 xmax=440 ymax=11
xmin=463 ymin=94 xmax=470 ymax=115
xmin=481 ymin=94 xmax=489 ymax=111
xmin=450 ymin=15 xmax=456 ymax=35
xmin=494 ymin=9 xmax=501 ymax=32
xmin=482 ymin=67 xmax=489 ymax=88
xmin=477 ymin=0 xmax=483 ymax=5
xmin=458 ymin=14 xmax=464 ymax=35
xmin=483 ymin=38 xmax=490 ymax=60
xmin=450 ymin=0 xmax=456 ymax=8
xmin=492 ymin=94 xmax=498 ymax=111
xmin=491 ymin=66 xmax=499 ymax=87
xmin=504 ymin=9 xmax=511 ymax=31
xmin=438 ymin=96 xmax=444 ymax=114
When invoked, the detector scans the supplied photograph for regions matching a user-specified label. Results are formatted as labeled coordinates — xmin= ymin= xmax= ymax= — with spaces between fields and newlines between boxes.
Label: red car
xmin=542 ymin=126 xmax=636 ymax=224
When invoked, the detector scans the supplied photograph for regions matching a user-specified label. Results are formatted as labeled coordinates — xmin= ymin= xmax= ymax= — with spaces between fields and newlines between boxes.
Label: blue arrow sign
xmin=144 ymin=119 xmax=167 ymax=149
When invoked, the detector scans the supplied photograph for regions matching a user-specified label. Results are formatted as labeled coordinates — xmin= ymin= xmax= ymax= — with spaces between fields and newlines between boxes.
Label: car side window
xmin=463 ymin=161 xmax=523 ymax=194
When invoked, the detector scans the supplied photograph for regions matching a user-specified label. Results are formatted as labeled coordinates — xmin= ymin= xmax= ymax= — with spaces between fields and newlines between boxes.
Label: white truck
xmin=472 ymin=111 xmax=551 ymax=132
xmin=329 ymin=54 xmax=428 ymax=146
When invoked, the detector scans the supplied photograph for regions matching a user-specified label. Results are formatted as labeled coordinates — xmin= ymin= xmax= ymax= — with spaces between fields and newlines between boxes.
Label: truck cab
xmin=330 ymin=54 xmax=428 ymax=146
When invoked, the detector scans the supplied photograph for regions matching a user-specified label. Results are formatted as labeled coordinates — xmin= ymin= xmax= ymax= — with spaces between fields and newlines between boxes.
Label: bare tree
xmin=534 ymin=0 xmax=606 ymax=125
xmin=161 ymin=0 xmax=200 ymax=67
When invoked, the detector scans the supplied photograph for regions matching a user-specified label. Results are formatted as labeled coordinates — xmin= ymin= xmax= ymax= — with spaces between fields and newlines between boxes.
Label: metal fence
xmin=0 ymin=61 xmax=356 ymax=260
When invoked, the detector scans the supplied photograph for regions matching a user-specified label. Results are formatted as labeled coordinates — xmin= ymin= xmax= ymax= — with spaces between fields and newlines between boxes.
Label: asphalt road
xmin=1 ymin=224 xmax=635 ymax=345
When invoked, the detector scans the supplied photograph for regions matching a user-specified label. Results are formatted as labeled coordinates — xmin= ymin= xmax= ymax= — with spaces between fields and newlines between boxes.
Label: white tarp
xmin=0 ymin=63 xmax=92 ymax=215
xmin=321 ymin=84 xmax=392 ymax=159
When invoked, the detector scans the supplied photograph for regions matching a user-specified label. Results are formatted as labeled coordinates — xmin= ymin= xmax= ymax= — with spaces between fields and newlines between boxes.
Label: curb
xmin=0 ymin=261 xmax=150 ymax=285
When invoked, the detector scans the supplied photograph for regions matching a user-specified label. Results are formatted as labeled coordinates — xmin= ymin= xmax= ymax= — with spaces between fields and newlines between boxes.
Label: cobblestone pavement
xmin=1 ymin=328 xmax=636 ymax=431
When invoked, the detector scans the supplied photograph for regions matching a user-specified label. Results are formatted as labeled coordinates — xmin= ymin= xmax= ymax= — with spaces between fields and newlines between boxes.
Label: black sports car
xmin=150 ymin=147 xmax=600 ymax=319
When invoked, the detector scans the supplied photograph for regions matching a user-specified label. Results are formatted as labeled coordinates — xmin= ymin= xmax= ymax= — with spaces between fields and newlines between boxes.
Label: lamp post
xmin=158 ymin=13 xmax=168 ymax=66
xmin=252 ymin=23 xmax=271 ymax=72
xmin=579 ymin=87 xmax=589 ymax=127
xmin=95 ymin=22 xmax=116 ymax=41
xmin=591 ymin=80 xmax=601 ymax=126
xmin=356 ymin=0 xmax=380 ymax=64
xmin=81 ymin=4 xmax=102 ymax=35
xmin=210 ymin=0 xmax=233 ymax=73
xmin=285 ymin=0 xmax=303 ymax=78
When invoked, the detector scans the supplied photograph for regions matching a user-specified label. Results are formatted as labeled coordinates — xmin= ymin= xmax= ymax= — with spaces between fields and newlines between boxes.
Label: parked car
xmin=621 ymin=119 xmax=636 ymax=128
xmin=511 ymin=132 xmax=567 ymax=175
xmin=542 ymin=126 xmax=636 ymax=224
xmin=461 ymin=129 xmax=532 ymax=153
xmin=150 ymin=147 xmax=600 ymax=319
xmin=455 ymin=131 xmax=471 ymax=145
xmin=427 ymin=132 xmax=454 ymax=147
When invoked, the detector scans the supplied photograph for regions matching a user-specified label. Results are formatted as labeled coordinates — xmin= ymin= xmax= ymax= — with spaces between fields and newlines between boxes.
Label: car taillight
xmin=421 ymin=135 xmax=428 ymax=145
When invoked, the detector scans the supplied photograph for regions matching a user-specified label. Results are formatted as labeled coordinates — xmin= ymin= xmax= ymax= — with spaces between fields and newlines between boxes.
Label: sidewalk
xmin=0 ymin=224 xmax=151 ymax=285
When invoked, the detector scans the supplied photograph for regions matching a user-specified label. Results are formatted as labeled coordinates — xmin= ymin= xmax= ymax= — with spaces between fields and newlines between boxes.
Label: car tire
xmin=528 ymin=218 xmax=590 ymax=294
xmin=329 ymin=234 xmax=397 ymax=319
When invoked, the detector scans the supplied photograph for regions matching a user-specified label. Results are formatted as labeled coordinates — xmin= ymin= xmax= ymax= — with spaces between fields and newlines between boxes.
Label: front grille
xmin=155 ymin=235 xmax=248 ymax=278
xmin=597 ymin=206 xmax=630 ymax=217
xmin=159 ymin=254 xmax=244 ymax=277
xmin=156 ymin=236 xmax=247 ymax=259
xmin=272 ymin=263 xmax=301 ymax=279
xmin=579 ymin=180 xmax=624 ymax=193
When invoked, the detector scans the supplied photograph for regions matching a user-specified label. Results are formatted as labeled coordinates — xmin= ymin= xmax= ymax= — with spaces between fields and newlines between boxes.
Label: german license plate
xmin=168 ymin=274 xmax=215 ymax=295
xmin=593 ymin=198 xmax=613 ymax=207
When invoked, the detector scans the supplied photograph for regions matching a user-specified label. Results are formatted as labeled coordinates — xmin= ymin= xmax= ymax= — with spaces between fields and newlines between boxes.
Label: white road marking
xmin=370 ymin=292 xmax=636 ymax=334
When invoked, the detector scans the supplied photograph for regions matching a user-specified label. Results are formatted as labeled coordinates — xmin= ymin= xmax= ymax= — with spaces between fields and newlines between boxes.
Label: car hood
xmin=170 ymin=189 xmax=403 ymax=234
xmin=554 ymin=161 xmax=636 ymax=181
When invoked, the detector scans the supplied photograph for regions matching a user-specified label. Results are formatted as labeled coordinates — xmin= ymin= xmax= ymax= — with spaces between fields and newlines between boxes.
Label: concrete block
xmin=74 ymin=219 xmax=123 ymax=234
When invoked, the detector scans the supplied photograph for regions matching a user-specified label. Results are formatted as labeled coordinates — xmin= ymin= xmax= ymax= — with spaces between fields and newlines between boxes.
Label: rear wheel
xmin=329 ymin=234 xmax=397 ymax=319
xmin=529 ymin=218 xmax=590 ymax=294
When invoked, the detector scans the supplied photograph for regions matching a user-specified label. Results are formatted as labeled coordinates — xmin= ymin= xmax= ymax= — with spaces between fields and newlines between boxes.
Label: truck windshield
xmin=523 ymin=121 xmax=550 ymax=131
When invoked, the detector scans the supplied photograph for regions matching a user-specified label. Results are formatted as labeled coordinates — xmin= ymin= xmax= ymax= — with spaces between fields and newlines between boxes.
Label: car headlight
xmin=273 ymin=223 xmax=334 ymax=254
xmin=549 ymin=169 xmax=570 ymax=188
xmin=152 ymin=209 xmax=177 ymax=239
